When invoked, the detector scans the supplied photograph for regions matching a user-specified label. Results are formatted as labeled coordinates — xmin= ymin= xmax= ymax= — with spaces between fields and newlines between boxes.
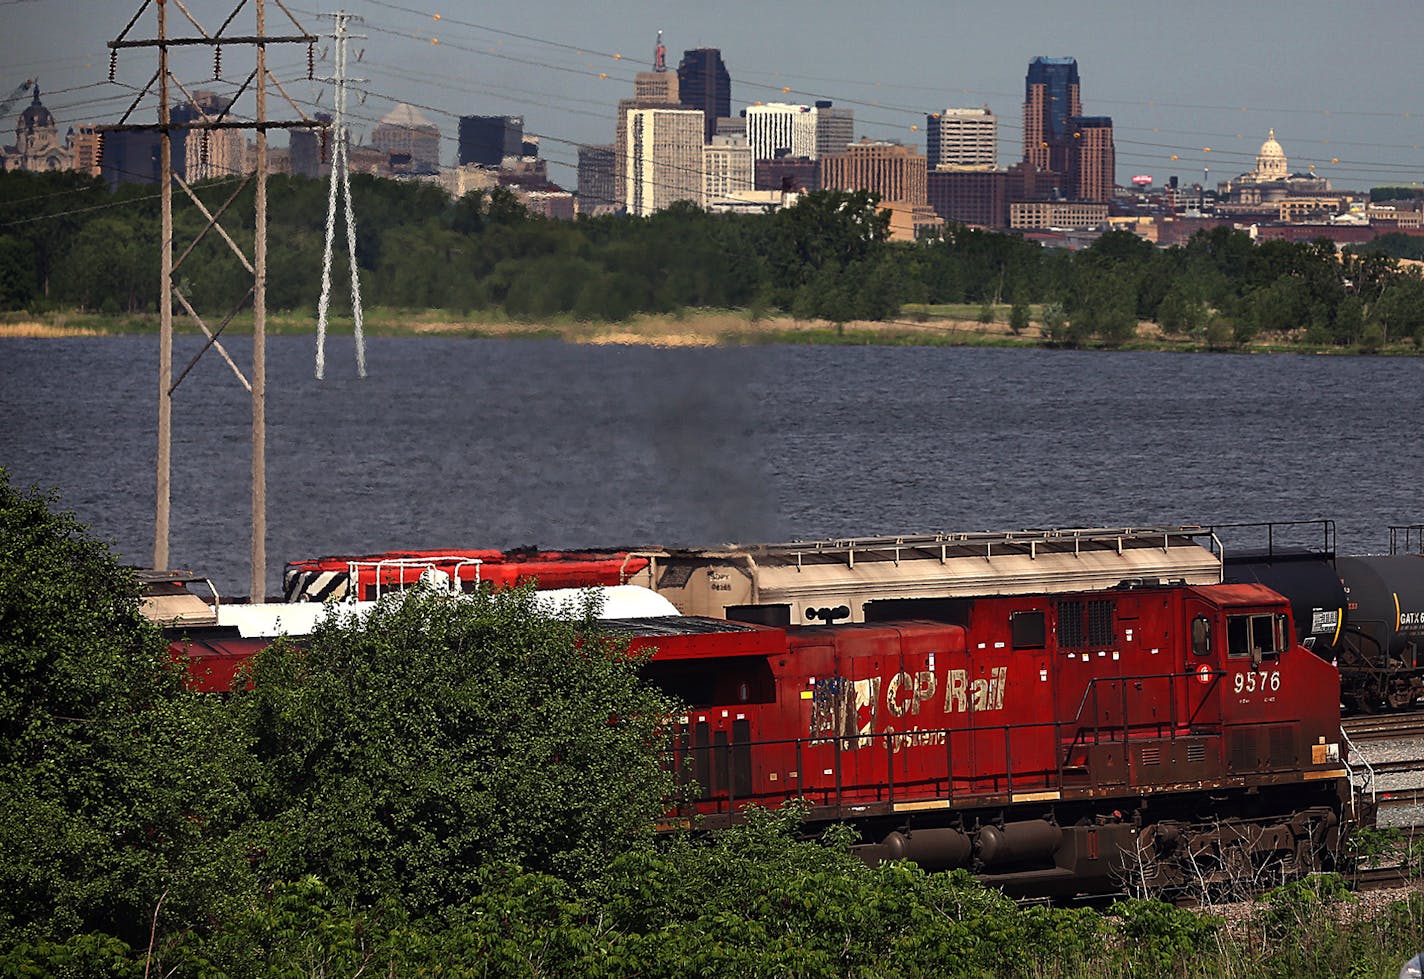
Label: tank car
xmin=614 ymin=579 xmax=1354 ymax=897
xmin=1330 ymin=555 xmax=1424 ymax=710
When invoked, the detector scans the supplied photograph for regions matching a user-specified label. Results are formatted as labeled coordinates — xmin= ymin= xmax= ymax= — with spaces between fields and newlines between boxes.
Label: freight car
xmin=612 ymin=578 xmax=1355 ymax=897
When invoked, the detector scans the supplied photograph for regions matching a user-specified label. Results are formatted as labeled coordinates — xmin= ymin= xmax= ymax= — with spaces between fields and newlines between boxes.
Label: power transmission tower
xmin=99 ymin=0 xmax=323 ymax=600
xmin=315 ymin=10 xmax=366 ymax=380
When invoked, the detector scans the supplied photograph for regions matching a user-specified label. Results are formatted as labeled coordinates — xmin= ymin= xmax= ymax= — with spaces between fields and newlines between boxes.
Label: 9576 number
xmin=1234 ymin=670 xmax=1281 ymax=694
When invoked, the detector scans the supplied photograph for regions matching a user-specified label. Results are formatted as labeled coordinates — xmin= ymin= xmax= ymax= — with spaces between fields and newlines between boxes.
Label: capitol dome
xmin=1255 ymin=128 xmax=1287 ymax=180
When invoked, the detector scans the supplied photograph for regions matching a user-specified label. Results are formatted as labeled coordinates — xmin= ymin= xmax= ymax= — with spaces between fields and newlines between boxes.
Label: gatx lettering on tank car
xmin=609 ymin=579 xmax=1352 ymax=897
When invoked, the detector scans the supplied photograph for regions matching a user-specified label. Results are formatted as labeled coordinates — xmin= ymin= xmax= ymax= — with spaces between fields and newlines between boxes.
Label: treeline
xmin=3 ymin=471 xmax=1424 ymax=976
xmin=3 ymin=168 xmax=1424 ymax=348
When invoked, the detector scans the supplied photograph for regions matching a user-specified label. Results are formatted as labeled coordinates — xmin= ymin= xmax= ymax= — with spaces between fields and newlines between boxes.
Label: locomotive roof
xmin=598 ymin=615 xmax=786 ymax=660
xmin=1187 ymin=581 xmax=1289 ymax=606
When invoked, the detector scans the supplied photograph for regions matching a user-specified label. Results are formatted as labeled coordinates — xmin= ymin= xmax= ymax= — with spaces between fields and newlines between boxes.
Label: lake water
xmin=2 ymin=335 xmax=1421 ymax=597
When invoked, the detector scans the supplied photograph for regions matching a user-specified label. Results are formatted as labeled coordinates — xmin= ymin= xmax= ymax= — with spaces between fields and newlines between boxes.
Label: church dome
xmin=1255 ymin=128 xmax=1287 ymax=180
xmin=18 ymin=85 xmax=54 ymax=133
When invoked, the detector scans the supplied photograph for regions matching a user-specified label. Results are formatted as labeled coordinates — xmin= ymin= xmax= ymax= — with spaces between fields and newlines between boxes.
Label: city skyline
xmin=2 ymin=0 xmax=1422 ymax=191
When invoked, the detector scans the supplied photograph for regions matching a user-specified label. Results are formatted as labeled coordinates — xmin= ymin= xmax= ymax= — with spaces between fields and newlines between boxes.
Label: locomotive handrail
xmin=1388 ymin=524 xmax=1424 ymax=556
xmin=746 ymin=526 xmax=1220 ymax=565
xmin=618 ymin=550 xmax=670 ymax=586
xmin=668 ymin=710 xmax=1182 ymax=820
xmin=1207 ymin=519 xmax=1337 ymax=562
xmin=343 ymin=554 xmax=480 ymax=601
xmin=1059 ymin=669 xmax=1223 ymax=779
xmin=1337 ymin=724 xmax=1376 ymax=812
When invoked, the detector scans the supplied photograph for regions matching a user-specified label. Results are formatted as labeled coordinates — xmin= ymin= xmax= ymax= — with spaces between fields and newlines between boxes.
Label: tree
xmin=230 ymin=585 xmax=683 ymax=914
xmin=1009 ymin=298 xmax=1031 ymax=334
xmin=0 ymin=470 xmax=249 ymax=948
xmin=768 ymin=190 xmax=890 ymax=313
xmin=0 ymin=234 xmax=36 ymax=309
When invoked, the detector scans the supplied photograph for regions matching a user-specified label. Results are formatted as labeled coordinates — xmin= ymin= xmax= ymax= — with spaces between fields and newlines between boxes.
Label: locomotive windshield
xmin=1226 ymin=612 xmax=1288 ymax=660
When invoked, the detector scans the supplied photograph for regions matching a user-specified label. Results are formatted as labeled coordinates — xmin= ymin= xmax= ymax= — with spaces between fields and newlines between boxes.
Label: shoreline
xmin=0 ymin=307 xmax=1412 ymax=355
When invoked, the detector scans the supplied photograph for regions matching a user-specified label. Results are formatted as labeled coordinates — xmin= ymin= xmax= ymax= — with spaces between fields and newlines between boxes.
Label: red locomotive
xmin=283 ymin=548 xmax=649 ymax=603
xmin=162 ymin=550 xmax=1361 ymax=897
xmin=615 ymin=579 xmax=1353 ymax=896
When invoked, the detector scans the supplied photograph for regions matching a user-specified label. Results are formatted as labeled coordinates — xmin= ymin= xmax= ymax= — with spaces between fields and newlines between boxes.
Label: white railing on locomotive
xmin=1337 ymin=724 xmax=1376 ymax=813
xmin=755 ymin=526 xmax=1222 ymax=572
xmin=343 ymin=555 xmax=485 ymax=601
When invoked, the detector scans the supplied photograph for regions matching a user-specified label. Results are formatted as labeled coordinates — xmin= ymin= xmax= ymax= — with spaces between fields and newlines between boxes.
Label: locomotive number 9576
xmin=1234 ymin=670 xmax=1282 ymax=695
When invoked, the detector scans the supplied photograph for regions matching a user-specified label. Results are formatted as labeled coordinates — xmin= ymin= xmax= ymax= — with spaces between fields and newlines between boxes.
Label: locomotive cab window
xmin=1011 ymin=611 xmax=1046 ymax=649
xmin=1191 ymin=616 xmax=1212 ymax=656
xmin=1226 ymin=613 xmax=1283 ymax=661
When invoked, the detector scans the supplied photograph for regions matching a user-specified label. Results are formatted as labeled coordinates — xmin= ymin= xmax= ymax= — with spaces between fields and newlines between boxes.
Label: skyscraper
xmin=372 ymin=103 xmax=440 ymax=172
xmin=624 ymin=107 xmax=703 ymax=216
xmin=744 ymin=103 xmax=817 ymax=161
xmin=820 ymin=140 xmax=927 ymax=207
xmin=290 ymin=112 xmax=331 ymax=178
xmin=174 ymin=91 xmax=246 ymax=181
xmin=1022 ymin=57 xmax=1080 ymax=175
xmin=927 ymin=107 xmax=996 ymax=170
xmin=577 ymin=144 xmax=617 ymax=214
xmin=677 ymin=48 xmax=730 ymax=143
xmin=702 ymin=134 xmax=753 ymax=208
xmin=1066 ymin=116 xmax=1115 ymax=202
xmin=813 ymin=102 xmax=854 ymax=159
xmin=459 ymin=115 xmax=523 ymax=167
xmin=614 ymin=34 xmax=684 ymax=211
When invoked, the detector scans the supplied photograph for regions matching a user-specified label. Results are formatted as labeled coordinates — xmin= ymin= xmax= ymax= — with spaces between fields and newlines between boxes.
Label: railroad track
xmin=1343 ymin=715 xmax=1424 ymax=741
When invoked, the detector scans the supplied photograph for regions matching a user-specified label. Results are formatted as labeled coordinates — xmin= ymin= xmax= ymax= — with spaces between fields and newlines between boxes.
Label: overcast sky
xmin=6 ymin=0 xmax=1424 ymax=190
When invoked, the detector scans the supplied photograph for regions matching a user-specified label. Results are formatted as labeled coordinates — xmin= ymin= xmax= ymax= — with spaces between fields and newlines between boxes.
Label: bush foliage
xmin=5 ymin=471 xmax=1424 ymax=976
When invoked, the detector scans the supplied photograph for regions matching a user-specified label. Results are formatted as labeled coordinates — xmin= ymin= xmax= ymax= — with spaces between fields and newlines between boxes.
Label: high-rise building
xmin=101 ymin=130 xmax=175 ymax=187
xmin=820 ymin=140 xmax=927 ymax=206
xmin=614 ymin=36 xmax=684 ymax=212
xmin=813 ymin=101 xmax=854 ymax=160
xmin=702 ymin=134 xmax=753 ymax=209
xmin=755 ymin=156 xmax=819 ymax=193
xmin=290 ymin=112 xmax=331 ymax=178
xmin=371 ymin=103 xmax=440 ymax=173
xmin=624 ymin=107 xmax=703 ymax=216
xmin=174 ymin=91 xmax=246 ymax=181
xmin=927 ymin=169 xmax=1008 ymax=228
xmin=744 ymin=103 xmax=817 ymax=161
xmin=927 ymin=107 xmax=996 ymax=170
xmin=577 ymin=144 xmax=617 ymax=214
xmin=1022 ymin=57 xmax=1080 ymax=175
xmin=67 ymin=125 xmax=101 ymax=176
xmin=1066 ymin=116 xmax=1115 ymax=202
xmin=677 ymin=48 xmax=730 ymax=143
xmin=634 ymin=69 xmax=679 ymax=104
xmin=458 ymin=115 xmax=522 ymax=167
